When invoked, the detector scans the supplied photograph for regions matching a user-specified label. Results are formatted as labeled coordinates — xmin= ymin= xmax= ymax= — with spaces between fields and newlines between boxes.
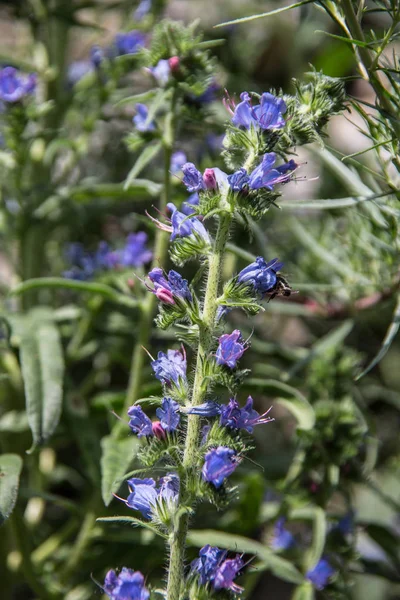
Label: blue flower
xmin=181 ymin=192 xmax=199 ymax=215
xmin=182 ymin=162 xmax=206 ymax=192
xmin=238 ymin=256 xmax=283 ymax=296
xmin=190 ymin=545 xmax=243 ymax=592
xmin=156 ymin=398 xmax=180 ymax=433
xmin=134 ymin=0 xmax=152 ymax=21
xmin=148 ymin=268 xmax=192 ymax=304
xmin=118 ymin=232 xmax=152 ymax=267
xmin=151 ymin=348 xmax=187 ymax=386
xmin=215 ymin=330 xmax=247 ymax=369
xmin=202 ymin=446 xmax=238 ymax=488
xmin=170 ymin=151 xmax=187 ymax=174
xmin=123 ymin=475 xmax=179 ymax=519
xmin=125 ymin=478 xmax=159 ymax=519
xmin=114 ymin=30 xmax=146 ymax=55
xmin=127 ymin=406 xmax=153 ymax=437
xmin=248 ymin=153 xmax=297 ymax=190
xmin=306 ymin=558 xmax=335 ymax=590
xmin=166 ymin=202 xmax=210 ymax=243
xmin=231 ymin=91 xmax=286 ymax=130
xmin=103 ymin=568 xmax=150 ymax=600
xmin=149 ymin=59 xmax=170 ymax=86
xmin=67 ymin=60 xmax=93 ymax=86
xmin=220 ymin=397 xmax=274 ymax=433
xmin=90 ymin=45 xmax=105 ymax=69
xmin=270 ymin=518 xmax=295 ymax=551
xmin=133 ymin=103 xmax=156 ymax=132
xmin=227 ymin=168 xmax=249 ymax=191
xmin=0 ymin=67 xmax=36 ymax=103
xmin=186 ymin=401 xmax=222 ymax=417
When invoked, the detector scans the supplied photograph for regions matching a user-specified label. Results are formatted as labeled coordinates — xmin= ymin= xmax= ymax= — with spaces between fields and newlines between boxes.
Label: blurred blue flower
xmin=156 ymin=398 xmax=180 ymax=433
xmin=248 ymin=153 xmax=297 ymax=190
xmin=133 ymin=103 xmax=156 ymax=132
xmin=220 ymin=397 xmax=274 ymax=433
xmin=148 ymin=268 xmax=192 ymax=303
xmin=192 ymin=81 xmax=219 ymax=104
xmin=151 ymin=348 xmax=187 ymax=386
xmin=149 ymin=59 xmax=170 ymax=86
xmin=103 ymin=568 xmax=150 ymax=600
xmin=231 ymin=91 xmax=286 ymax=130
xmin=134 ymin=0 xmax=152 ymax=21
xmin=166 ymin=202 xmax=210 ymax=243
xmin=170 ymin=151 xmax=187 ymax=174
xmin=191 ymin=545 xmax=243 ymax=592
xmin=114 ymin=30 xmax=146 ymax=56
xmin=0 ymin=67 xmax=36 ymax=103
xmin=306 ymin=558 xmax=335 ymax=590
xmin=118 ymin=232 xmax=153 ymax=267
xmin=127 ymin=406 xmax=153 ymax=438
xmin=202 ymin=446 xmax=238 ymax=488
xmin=90 ymin=45 xmax=105 ymax=69
xmin=270 ymin=518 xmax=295 ymax=551
xmin=238 ymin=256 xmax=283 ymax=296
xmin=182 ymin=162 xmax=205 ymax=192
xmin=215 ymin=330 xmax=247 ymax=369
xmin=181 ymin=192 xmax=199 ymax=215
xmin=67 ymin=60 xmax=93 ymax=86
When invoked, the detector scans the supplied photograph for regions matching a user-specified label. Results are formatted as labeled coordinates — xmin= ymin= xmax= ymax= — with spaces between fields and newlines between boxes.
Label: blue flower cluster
xmin=191 ymin=544 xmax=244 ymax=593
xmin=188 ymin=397 xmax=274 ymax=433
xmin=103 ymin=568 xmax=149 ymax=600
xmin=64 ymin=232 xmax=152 ymax=280
xmin=118 ymin=473 xmax=179 ymax=519
xmin=151 ymin=348 xmax=187 ymax=386
xmin=128 ymin=398 xmax=180 ymax=438
xmin=147 ymin=202 xmax=210 ymax=245
xmin=229 ymin=91 xmax=287 ymax=130
xmin=0 ymin=67 xmax=36 ymax=103
xmin=147 ymin=268 xmax=192 ymax=304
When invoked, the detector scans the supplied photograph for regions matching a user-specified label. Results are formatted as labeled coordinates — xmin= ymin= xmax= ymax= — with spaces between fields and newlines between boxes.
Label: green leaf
xmin=97 ymin=516 xmax=167 ymax=539
xmin=19 ymin=311 xmax=65 ymax=452
xmin=114 ymin=89 xmax=158 ymax=107
xmin=188 ymin=530 xmax=304 ymax=584
xmin=315 ymin=30 xmax=380 ymax=49
xmin=215 ymin=0 xmax=313 ymax=27
xmin=100 ymin=435 xmax=140 ymax=507
xmin=0 ymin=411 xmax=29 ymax=433
xmin=356 ymin=293 xmax=400 ymax=379
xmin=291 ymin=582 xmax=315 ymax=600
xmin=0 ymin=454 xmax=23 ymax=525
xmin=244 ymin=379 xmax=315 ymax=430
xmin=281 ymin=190 xmax=393 ymax=210
xmin=124 ymin=142 xmax=162 ymax=189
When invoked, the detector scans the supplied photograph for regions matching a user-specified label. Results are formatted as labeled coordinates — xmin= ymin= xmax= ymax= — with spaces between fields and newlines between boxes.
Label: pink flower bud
xmin=168 ymin=56 xmax=180 ymax=73
xmin=203 ymin=168 xmax=217 ymax=190
xmin=156 ymin=288 xmax=175 ymax=304
xmin=152 ymin=421 xmax=166 ymax=439
xmin=127 ymin=278 xmax=135 ymax=289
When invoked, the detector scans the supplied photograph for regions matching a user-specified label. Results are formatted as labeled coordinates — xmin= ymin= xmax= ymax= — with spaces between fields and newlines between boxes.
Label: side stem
xmin=166 ymin=212 xmax=232 ymax=600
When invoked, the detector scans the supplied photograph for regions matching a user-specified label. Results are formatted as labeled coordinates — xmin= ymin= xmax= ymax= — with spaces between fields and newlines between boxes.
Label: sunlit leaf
xmin=0 ymin=454 xmax=23 ymax=526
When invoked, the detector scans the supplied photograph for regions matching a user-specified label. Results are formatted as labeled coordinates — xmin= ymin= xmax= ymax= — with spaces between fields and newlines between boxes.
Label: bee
xmin=266 ymin=273 xmax=293 ymax=302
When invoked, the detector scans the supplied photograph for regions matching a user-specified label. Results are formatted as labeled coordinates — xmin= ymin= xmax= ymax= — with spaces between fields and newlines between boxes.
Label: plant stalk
xmin=166 ymin=212 xmax=232 ymax=600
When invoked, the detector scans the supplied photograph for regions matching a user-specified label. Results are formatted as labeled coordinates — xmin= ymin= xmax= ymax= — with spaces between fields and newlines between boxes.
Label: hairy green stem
xmin=166 ymin=213 xmax=232 ymax=600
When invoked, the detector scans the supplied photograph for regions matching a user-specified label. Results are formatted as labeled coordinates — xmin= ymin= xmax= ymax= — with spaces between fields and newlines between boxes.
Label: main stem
xmin=166 ymin=212 xmax=232 ymax=600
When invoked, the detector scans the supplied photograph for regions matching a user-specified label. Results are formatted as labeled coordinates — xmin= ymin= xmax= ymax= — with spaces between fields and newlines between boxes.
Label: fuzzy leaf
xmin=0 ymin=454 xmax=23 ymax=526
xmin=97 ymin=516 xmax=167 ymax=539
xmin=292 ymin=582 xmax=315 ymax=600
xmin=215 ymin=0 xmax=313 ymax=27
xmin=124 ymin=142 xmax=162 ymax=189
xmin=19 ymin=311 xmax=65 ymax=452
xmin=100 ymin=435 xmax=140 ymax=506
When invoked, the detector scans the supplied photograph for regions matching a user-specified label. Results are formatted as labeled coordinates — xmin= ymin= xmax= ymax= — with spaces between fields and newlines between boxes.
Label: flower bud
xmin=168 ymin=56 xmax=180 ymax=72
xmin=203 ymin=168 xmax=217 ymax=190
xmin=152 ymin=421 xmax=166 ymax=439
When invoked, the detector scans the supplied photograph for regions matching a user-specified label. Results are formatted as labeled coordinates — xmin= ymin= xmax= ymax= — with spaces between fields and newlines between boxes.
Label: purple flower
xmin=230 ymin=91 xmax=286 ymax=130
xmin=151 ymin=348 xmax=187 ymax=385
xmin=227 ymin=168 xmax=249 ymax=191
xmin=270 ymin=518 xmax=295 ymax=551
xmin=103 ymin=568 xmax=150 ymax=600
xmin=248 ymin=153 xmax=297 ymax=190
xmin=90 ymin=45 xmax=105 ymax=69
xmin=166 ymin=202 xmax=210 ymax=243
xmin=306 ymin=559 xmax=335 ymax=590
xmin=114 ymin=30 xmax=146 ymax=56
xmin=186 ymin=401 xmax=222 ymax=417
xmin=134 ymin=0 xmax=152 ymax=21
xmin=190 ymin=545 xmax=243 ymax=592
xmin=133 ymin=103 xmax=156 ymax=132
xmin=67 ymin=60 xmax=93 ymax=86
xmin=119 ymin=232 xmax=152 ymax=267
xmin=0 ymin=67 xmax=36 ymax=103
xmin=156 ymin=398 xmax=180 ymax=433
xmin=182 ymin=163 xmax=206 ymax=192
xmin=158 ymin=472 xmax=180 ymax=502
xmin=148 ymin=59 xmax=170 ymax=86
xmin=220 ymin=397 xmax=274 ymax=433
xmin=181 ymin=192 xmax=199 ymax=215
xmin=202 ymin=446 xmax=238 ymax=488
xmin=238 ymin=256 xmax=283 ymax=296
xmin=171 ymin=151 xmax=187 ymax=174
xmin=127 ymin=406 xmax=153 ymax=438
xmin=125 ymin=478 xmax=159 ymax=519
xmin=148 ymin=268 xmax=192 ymax=304
xmin=215 ymin=330 xmax=247 ymax=369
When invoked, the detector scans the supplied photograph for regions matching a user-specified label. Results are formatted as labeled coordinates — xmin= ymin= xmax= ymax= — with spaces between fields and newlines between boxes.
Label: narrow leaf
xmin=124 ymin=142 xmax=162 ymax=190
xmin=114 ymin=89 xmax=158 ymax=107
xmin=356 ymin=293 xmax=400 ymax=379
xmin=19 ymin=313 xmax=65 ymax=452
xmin=0 ymin=454 xmax=23 ymax=525
xmin=292 ymin=582 xmax=315 ymax=600
xmin=188 ymin=530 xmax=304 ymax=584
xmin=97 ymin=516 xmax=167 ymax=539
xmin=282 ymin=191 xmax=393 ymax=210
xmin=215 ymin=0 xmax=313 ymax=27
xmin=100 ymin=435 xmax=139 ymax=506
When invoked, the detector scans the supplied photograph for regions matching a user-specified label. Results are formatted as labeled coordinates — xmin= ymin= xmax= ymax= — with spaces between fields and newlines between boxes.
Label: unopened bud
xmin=203 ymin=168 xmax=217 ymax=190
xmin=152 ymin=421 xmax=166 ymax=439
xmin=168 ymin=56 xmax=180 ymax=73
